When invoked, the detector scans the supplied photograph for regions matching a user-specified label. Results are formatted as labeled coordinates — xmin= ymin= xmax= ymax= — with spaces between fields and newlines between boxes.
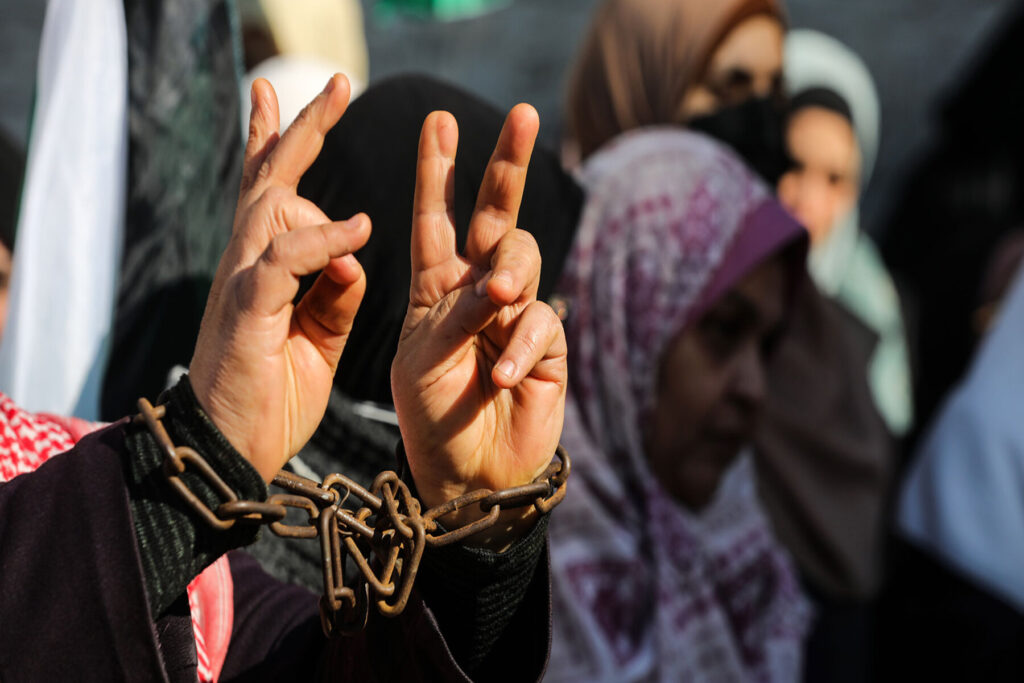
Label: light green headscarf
xmin=785 ymin=29 xmax=914 ymax=435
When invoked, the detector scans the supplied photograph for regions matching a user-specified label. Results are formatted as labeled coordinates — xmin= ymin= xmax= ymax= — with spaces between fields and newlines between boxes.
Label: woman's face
xmin=645 ymin=257 xmax=787 ymax=511
xmin=681 ymin=15 xmax=785 ymax=119
xmin=777 ymin=106 xmax=860 ymax=243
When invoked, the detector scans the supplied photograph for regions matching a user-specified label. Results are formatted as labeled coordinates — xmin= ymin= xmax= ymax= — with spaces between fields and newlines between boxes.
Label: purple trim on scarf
xmin=689 ymin=199 xmax=808 ymax=327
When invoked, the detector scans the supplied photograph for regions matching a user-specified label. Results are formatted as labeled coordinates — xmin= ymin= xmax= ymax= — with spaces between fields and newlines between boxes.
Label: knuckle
xmin=246 ymin=115 xmax=263 ymax=145
xmin=255 ymin=158 xmax=275 ymax=186
xmin=533 ymin=299 xmax=559 ymax=323
xmin=315 ymin=223 xmax=336 ymax=252
xmin=477 ymin=205 xmax=513 ymax=233
xmin=516 ymin=330 xmax=540 ymax=356
xmin=501 ymin=229 xmax=541 ymax=266
xmin=510 ymin=228 xmax=538 ymax=251
xmin=489 ymin=161 xmax=522 ymax=197
xmin=292 ymin=101 xmax=316 ymax=130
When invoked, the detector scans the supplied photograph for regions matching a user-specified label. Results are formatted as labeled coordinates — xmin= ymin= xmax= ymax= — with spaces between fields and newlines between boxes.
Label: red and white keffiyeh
xmin=0 ymin=391 xmax=232 ymax=682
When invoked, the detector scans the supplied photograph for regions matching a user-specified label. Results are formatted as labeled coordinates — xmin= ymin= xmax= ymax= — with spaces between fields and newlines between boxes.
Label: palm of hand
xmin=397 ymin=265 xmax=564 ymax=506
xmin=190 ymin=76 xmax=371 ymax=481
xmin=391 ymin=107 xmax=567 ymax=510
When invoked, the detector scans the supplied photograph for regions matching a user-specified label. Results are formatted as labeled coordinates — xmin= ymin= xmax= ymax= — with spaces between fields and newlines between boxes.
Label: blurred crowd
xmin=2 ymin=0 xmax=1024 ymax=680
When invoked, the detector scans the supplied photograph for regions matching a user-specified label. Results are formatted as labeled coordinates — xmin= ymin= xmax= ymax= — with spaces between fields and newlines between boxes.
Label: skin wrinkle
xmin=409 ymin=308 xmax=547 ymax=482
xmin=300 ymin=273 xmax=363 ymax=338
xmin=241 ymin=132 xmax=279 ymax=191
xmin=496 ymin=301 xmax=560 ymax=385
xmin=403 ymin=294 xmax=487 ymax=391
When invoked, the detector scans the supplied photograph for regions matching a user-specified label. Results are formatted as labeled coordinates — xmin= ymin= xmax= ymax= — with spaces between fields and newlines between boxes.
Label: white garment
xmin=899 ymin=264 xmax=1024 ymax=612
xmin=786 ymin=29 xmax=913 ymax=436
xmin=0 ymin=0 xmax=128 ymax=419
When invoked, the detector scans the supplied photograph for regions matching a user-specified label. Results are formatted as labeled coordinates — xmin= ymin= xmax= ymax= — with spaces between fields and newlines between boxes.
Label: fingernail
xmin=475 ymin=271 xmax=492 ymax=297
xmin=492 ymin=270 xmax=513 ymax=288
xmin=250 ymin=85 xmax=257 ymax=110
xmin=497 ymin=359 xmax=517 ymax=379
xmin=345 ymin=214 xmax=366 ymax=230
xmin=323 ymin=75 xmax=336 ymax=95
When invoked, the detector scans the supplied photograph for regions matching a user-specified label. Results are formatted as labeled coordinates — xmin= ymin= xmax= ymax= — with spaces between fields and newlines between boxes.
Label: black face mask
xmin=688 ymin=96 xmax=790 ymax=186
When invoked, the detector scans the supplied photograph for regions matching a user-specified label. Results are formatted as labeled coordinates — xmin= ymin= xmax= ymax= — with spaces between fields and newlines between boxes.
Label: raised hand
xmin=189 ymin=74 xmax=371 ymax=482
xmin=391 ymin=105 xmax=568 ymax=541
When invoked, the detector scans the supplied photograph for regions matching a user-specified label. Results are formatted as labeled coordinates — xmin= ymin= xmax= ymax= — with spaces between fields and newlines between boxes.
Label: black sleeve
xmin=0 ymin=421 xmax=171 ymax=679
xmin=418 ymin=517 xmax=552 ymax=679
xmin=125 ymin=374 xmax=551 ymax=679
xmin=220 ymin=433 xmax=553 ymax=682
xmin=123 ymin=376 xmax=267 ymax=616
xmin=0 ymin=377 xmax=552 ymax=682
xmin=219 ymin=492 xmax=552 ymax=683
xmin=397 ymin=444 xmax=552 ymax=678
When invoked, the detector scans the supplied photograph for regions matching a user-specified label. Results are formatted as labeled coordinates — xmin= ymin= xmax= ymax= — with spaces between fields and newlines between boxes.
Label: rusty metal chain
xmin=135 ymin=397 xmax=570 ymax=637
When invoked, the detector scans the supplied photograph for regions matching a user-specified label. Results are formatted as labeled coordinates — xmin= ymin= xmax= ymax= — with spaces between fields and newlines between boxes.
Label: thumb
xmin=292 ymin=214 xmax=371 ymax=371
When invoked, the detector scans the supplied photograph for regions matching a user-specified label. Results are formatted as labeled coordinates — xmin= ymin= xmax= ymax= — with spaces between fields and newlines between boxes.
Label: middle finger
xmin=464 ymin=103 xmax=539 ymax=267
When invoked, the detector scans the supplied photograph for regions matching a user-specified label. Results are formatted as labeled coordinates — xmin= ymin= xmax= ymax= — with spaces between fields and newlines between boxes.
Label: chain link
xmin=134 ymin=397 xmax=570 ymax=637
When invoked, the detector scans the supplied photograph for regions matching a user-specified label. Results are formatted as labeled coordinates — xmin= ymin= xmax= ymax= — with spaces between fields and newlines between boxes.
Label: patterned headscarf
xmin=547 ymin=130 xmax=810 ymax=682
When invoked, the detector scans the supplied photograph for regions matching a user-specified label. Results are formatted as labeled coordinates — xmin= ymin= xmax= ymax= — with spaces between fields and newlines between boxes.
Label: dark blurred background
xmin=0 ymin=0 xmax=1010 ymax=241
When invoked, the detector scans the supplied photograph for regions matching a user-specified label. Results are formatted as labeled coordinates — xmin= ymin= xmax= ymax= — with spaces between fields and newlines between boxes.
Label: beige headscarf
xmin=565 ymin=0 xmax=785 ymax=162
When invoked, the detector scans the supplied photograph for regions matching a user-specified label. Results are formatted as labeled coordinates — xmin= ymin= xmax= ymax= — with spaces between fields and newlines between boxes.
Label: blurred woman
xmin=564 ymin=0 xmax=789 ymax=182
xmin=546 ymin=129 xmax=810 ymax=682
xmin=565 ymin=4 xmax=893 ymax=674
xmin=778 ymin=29 xmax=913 ymax=437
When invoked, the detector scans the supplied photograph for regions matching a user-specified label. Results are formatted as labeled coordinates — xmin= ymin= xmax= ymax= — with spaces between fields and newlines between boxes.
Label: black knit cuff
xmin=124 ymin=375 xmax=267 ymax=616
xmin=396 ymin=443 xmax=550 ymax=674
xmin=422 ymin=512 xmax=549 ymax=667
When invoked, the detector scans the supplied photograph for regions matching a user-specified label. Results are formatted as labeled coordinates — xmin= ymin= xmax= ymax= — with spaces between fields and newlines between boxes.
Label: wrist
xmin=460 ymin=506 xmax=541 ymax=552
xmin=398 ymin=442 xmax=566 ymax=552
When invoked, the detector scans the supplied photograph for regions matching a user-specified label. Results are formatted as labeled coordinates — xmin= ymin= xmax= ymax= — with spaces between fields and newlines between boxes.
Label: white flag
xmin=0 ymin=0 xmax=128 ymax=419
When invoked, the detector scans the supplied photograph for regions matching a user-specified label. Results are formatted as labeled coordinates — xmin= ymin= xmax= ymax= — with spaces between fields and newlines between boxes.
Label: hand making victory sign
xmin=188 ymin=72 xmax=566 ymax=545
xmin=391 ymin=106 xmax=568 ymax=540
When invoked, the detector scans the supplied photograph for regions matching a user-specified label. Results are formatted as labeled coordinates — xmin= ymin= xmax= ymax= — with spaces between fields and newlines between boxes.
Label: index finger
xmin=464 ymin=103 xmax=539 ymax=266
xmin=410 ymin=110 xmax=459 ymax=274
xmin=248 ymin=73 xmax=351 ymax=196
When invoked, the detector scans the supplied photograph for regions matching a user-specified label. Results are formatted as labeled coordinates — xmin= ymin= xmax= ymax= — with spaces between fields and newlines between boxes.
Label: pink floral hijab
xmin=547 ymin=129 xmax=810 ymax=682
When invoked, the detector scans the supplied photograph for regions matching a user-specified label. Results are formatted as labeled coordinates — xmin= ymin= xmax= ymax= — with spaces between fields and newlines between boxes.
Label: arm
xmin=1 ymin=74 xmax=561 ymax=681
xmin=186 ymin=74 xmax=563 ymax=676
